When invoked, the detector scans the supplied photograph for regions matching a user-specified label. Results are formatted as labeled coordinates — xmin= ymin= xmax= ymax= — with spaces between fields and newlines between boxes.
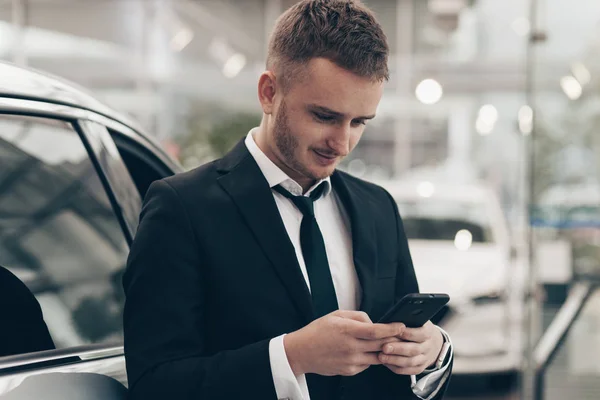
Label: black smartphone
xmin=377 ymin=293 xmax=450 ymax=327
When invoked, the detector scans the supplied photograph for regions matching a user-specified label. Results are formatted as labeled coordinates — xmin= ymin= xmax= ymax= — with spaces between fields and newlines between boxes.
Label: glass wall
xmin=528 ymin=0 xmax=600 ymax=399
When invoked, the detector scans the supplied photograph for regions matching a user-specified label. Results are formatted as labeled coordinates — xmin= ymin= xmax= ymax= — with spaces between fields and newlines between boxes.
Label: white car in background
xmin=380 ymin=180 xmax=524 ymax=378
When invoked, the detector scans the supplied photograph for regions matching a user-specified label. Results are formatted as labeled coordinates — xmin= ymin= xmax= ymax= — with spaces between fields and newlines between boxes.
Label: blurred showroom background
xmin=2 ymin=0 xmax=600 ymax=399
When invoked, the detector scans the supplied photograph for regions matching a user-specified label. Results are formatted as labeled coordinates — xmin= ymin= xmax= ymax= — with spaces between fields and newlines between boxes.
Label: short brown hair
xmin=267 ymin=0 xmax=389 ymax=88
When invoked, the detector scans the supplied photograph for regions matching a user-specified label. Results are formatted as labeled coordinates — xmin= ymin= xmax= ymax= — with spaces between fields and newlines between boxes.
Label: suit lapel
xmin=331 ymin=171 xmax=378 ymax=315
xmin=216 ymin=140 xmax=314 ymax=324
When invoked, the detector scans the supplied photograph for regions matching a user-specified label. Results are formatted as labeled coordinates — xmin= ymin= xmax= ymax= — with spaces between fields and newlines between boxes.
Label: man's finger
xmin=400 ymin=326 xmax=430 ymax=343
xmin=358 ymin=352 xmax=384 ymax=366
xmin=334 ymin=310 xmax=372 ymax=323
xmin=382 ymin=341 xmax=424 ymax=357
xmin=347 ymin=321 xmax=404 ymax=340
xmin=358 ymin=337 xmax=400 ymax=353
xmin=378 ymin=353 xmax=427 ymax=369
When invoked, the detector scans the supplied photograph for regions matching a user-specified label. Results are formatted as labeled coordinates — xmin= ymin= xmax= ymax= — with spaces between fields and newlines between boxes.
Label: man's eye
xmin=352 ymin=119 xmax=367 ymax=126
xmin=314 ymin=113 xmax=335 ymax=123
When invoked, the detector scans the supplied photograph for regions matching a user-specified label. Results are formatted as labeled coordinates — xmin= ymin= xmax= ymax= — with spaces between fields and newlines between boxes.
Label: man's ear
xmin=258 ymin=71 xmax=278 ymax=115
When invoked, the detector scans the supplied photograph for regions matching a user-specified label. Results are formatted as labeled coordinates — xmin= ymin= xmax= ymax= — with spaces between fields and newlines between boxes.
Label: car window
xmin=401 ymin=217 xmax=490 ymax=242
xmin=109 ymin=130 xmax=175 ymax=198
xmin=80 ymin=120 xmax=141 ymax=237
xmin=0 ymin=115 xmax=130 ymax=352
xmin=397 ymin=199 xmax=494 ymax=243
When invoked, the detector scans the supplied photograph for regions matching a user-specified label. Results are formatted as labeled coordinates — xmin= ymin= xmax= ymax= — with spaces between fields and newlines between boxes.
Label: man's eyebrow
xmin=308 ymin=104 xmax=376 ymax=120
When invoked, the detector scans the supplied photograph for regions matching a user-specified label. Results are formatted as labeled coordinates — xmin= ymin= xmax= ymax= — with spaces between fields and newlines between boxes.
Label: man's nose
xmin=326 ymin=124 xmax=352 ymax=156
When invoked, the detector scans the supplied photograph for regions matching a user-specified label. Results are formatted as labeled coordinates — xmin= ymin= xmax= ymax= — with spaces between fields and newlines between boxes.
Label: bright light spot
xmin=415 ymin=79 xmax=443 ymax=105
xmin=518 ymin=105 xmax=533 ymax=135
xmin=476 ymin=118 xmax=493 ymax=135
xmin=223 ymin=53 xmax=246 ymax=78
xmin=454 ymin=229 xmax=473 ymax=251
xmin=571 ymin=62 xmax=591 ymax=85
xmin=476 ymin=104 xmax=497 ymax=135
xmin=348 ymin=159 xmax=367 ymax=177
xmin=511 ymin=17 xmax=531 ymax=37
xmin=560 ymin=76 xmax=582 ymax=100
xmin=170 ymin=28 xmax=194 ymax=52
xmin=417 ymin=181 xmax=435 ymax=198
xmin=478 ymin=104 xmax=498 ymax=125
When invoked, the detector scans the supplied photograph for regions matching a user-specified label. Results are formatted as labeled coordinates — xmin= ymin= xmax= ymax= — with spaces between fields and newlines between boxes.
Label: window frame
xmin=109 ymin=129 xmax=178 ymax=197
xmin=74 ymin=120 xmax=141 ymax=243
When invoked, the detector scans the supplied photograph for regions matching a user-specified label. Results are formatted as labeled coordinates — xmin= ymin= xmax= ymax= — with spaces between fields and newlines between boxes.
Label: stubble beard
xmin=273 ymin=100 xmax=332 ymax=182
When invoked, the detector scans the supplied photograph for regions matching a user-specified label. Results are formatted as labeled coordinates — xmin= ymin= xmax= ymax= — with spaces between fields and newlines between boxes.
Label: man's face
xmin=266 ymin=58 xmax=384 ymax=188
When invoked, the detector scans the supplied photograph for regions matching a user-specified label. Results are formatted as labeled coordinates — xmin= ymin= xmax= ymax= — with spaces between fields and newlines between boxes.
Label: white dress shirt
xmin=245 ymin=129 xmax=452 ymax=400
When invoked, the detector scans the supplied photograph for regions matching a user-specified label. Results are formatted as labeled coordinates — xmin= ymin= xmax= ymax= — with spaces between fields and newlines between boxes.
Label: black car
xmin=0 ymin=61 xmax=182 ymax=398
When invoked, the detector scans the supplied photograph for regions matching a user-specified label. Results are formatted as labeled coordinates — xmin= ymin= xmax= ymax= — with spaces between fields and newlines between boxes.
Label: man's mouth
xmin=313 ymin=149 xmax=337 ymax=159
xmin=313 ymin=149 xmax=338 ymax=166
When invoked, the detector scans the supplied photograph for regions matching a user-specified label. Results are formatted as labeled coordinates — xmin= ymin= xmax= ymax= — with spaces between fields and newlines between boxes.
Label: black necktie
xmin=274 ymin=183 xmax=339 ymax=319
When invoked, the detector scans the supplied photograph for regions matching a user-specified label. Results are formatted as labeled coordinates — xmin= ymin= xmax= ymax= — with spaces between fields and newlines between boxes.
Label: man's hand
xmin=377 ymin=321 xmax=444 ymax=376
xmin=284 ymin=310 xmax=404 ymax=377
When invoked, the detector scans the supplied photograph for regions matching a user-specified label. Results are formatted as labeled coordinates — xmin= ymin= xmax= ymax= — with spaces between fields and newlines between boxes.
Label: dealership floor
xmin=448 ymin=290 xmax=600 ymax=400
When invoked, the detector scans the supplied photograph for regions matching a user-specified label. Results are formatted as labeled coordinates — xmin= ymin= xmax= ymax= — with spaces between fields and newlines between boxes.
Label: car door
xmin=0 ymin=112 xmax=176 ymax=395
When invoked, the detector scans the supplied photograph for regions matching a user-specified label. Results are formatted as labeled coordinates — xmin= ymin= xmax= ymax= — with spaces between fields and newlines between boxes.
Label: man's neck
xmin=252 ymin=128 xmax=315 ymax=193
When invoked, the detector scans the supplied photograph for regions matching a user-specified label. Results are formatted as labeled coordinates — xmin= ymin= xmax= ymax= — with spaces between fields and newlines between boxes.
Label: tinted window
xmin=397 ymin=199 xmax=494 ymax=243
xmin=401 ymin=218 xmax=489 ymax=242
xmin=110 ymin=131 xmax=170 ymax=198
xmin=0 ymin=115 xmax=130 ymax=351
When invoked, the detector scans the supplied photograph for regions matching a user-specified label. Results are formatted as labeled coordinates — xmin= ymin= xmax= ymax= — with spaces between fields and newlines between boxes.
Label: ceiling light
xmin=560 ymin=76 xmax=582 ymax=100
xmin=518 ymin=105 xmax=533 ymax=135
xmin=415 ymin=79 xmax=443 ymax=105
xmin=170 ymin=28 xmax=194 ymax=52
xmin=478 ymin=104 xmax=498 ymax=125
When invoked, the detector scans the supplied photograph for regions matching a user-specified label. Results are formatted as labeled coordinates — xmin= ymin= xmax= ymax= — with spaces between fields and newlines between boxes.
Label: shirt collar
xmin=245 ymin=128 xmax=332 ymax=197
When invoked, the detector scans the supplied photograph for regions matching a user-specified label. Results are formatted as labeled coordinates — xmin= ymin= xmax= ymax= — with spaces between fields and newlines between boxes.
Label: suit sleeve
xmin=123 ymin=179 xmax=277 ymax=400
xmin=385 ymin=190 xmax=453 ymax=400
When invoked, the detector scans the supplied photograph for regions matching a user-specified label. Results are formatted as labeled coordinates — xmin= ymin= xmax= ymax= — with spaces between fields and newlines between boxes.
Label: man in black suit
xmin=123 ymin=1 xmax=453 ymax=399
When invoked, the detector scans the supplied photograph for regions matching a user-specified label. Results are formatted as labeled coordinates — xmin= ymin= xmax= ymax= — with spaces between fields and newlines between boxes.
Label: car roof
xmin=0 ymin=61 xmax=182 ymax=172
xmin=0 ymin=61 xmax=141 ymax=131
xmin=377 ymin=179 xmax=494 ymax=203
xmin=378 ymin=179 xmax=511 ymax=244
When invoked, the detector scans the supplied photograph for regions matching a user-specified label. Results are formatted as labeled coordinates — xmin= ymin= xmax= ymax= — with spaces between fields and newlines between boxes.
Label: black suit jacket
xmin=123 ymin=140 xmax=451 ymax=399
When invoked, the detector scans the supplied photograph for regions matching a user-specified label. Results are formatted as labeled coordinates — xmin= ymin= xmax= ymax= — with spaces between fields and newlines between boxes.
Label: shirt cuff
xmin=411 ymin=327 xmax=453 ymax=400
xmin=269 ymin=334 xmax=310 ymax=400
